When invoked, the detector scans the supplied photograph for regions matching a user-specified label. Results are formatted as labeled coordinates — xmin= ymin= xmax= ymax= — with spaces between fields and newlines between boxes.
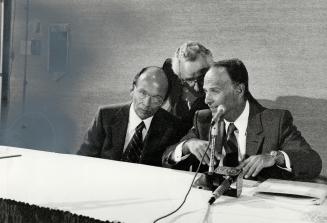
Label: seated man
xmin=162 ymin=59 xmax=322 ymax=180
xmin=78 ymin=66 xmax=184 ymax=167
xmin=162 ymin=41 xmax=214 ymax=132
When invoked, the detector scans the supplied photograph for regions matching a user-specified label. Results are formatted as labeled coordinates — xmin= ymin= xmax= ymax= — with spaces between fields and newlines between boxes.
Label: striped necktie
xmin=122 ymin=121 xmax=145 ymax=163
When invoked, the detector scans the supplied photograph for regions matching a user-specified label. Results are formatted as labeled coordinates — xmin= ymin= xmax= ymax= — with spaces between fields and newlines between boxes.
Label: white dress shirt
xmin=173 ymin=101 xmax=291 ymax=171
xmin=123 ymin=103 xmax=153 ymax=151
xmin=224 ymin=100 xmax=250 ymax=162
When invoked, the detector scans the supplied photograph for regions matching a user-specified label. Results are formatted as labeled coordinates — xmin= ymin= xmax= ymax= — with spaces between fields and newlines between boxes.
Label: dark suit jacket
xmin=78 ymin=103 xmax=185 ymax=167
xmin=162 ymin=58 xmax=208 ymax=132
xmin=162 ymin=101 xmax=322 ymax=180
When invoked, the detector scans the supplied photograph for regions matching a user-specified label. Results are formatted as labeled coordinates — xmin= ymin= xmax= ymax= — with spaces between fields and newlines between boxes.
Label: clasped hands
xmin=182 ymin=139 xmax=276 ymax=178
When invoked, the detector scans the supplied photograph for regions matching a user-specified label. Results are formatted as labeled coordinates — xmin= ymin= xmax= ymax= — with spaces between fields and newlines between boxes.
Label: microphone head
xmin=216 ymin=105 xmax=226 ymax=115
xmin=210 ymin=104 xmax=226 ymax=126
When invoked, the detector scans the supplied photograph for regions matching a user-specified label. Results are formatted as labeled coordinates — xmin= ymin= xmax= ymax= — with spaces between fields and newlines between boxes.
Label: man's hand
xmin=238 ymin=154 xmax=276 ymax=178
xmin=182 ymin=139 xmax=221 ymax=165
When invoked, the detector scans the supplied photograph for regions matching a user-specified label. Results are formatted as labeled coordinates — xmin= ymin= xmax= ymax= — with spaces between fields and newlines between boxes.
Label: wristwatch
xmin=269 ymin=150 xmax=285 ymax=167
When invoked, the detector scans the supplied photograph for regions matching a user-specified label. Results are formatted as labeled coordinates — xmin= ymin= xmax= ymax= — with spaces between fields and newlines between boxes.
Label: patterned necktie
xmin=223 ymin=123 xmax=239 ymax=167
xmin=122 ymin=121 xmax=145 ymax=163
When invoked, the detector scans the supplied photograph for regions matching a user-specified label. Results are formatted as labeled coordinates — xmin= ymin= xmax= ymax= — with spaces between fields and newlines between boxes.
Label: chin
xmin=210 ymin=107 xmax=217 ymax=115
xmin=138 ymin=110 xmax=153 ymax=120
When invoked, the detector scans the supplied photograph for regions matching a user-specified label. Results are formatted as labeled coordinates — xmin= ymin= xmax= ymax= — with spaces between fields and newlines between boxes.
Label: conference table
xmin=0 ymin=146 xmax=326 ymax=223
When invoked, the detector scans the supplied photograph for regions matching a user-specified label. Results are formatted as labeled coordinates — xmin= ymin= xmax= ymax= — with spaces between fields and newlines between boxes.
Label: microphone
xmin=210 ymin=105 xmax=226 ymax=126
xmin=208 ymin=105 xmax=225 ymax=174
xmin=208 ymin=176 xmax=234 ymax=205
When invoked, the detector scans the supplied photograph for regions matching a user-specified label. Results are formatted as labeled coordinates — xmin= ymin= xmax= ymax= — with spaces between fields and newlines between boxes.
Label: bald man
xmin=163 ymin=59 xmax=321 ymax=180
xmin=78 ymin=66 xmax=185 ymax=167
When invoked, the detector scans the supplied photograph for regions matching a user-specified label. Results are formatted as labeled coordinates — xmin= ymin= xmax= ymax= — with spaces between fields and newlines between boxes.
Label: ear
xmin=235 ymin=83 xmax=245 ymax=97
xmin=171 ymin=57 xmax=180 ymax=75
xmin=130 ymin=84 xmax=135 ymax=97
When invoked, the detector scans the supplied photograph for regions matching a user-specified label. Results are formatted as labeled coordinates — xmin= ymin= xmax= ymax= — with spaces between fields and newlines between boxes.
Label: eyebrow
xmin=203 ymin=85 xmax=224 ymax=91
xmin=138 ymin=88 xmax=164 ymax=98
xmin=183 ymin=76 xmax=201 ymax=81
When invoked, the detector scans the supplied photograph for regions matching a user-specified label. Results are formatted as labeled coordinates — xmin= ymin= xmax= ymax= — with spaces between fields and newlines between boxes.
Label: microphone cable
xmin=153 ymin=127 xmax=213 ymax=223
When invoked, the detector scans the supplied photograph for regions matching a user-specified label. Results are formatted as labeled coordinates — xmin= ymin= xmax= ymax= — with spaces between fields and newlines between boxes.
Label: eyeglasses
xmin=178 ymin=60 xmax=208 ymax=87
xmin=180 ymin=69 xmax=207 ymax=87
xmin=135 ymin=87 xmax=164 ymax=106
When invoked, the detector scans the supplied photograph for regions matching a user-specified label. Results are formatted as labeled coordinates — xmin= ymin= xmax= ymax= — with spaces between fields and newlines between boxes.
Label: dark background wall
xmin=1 ymin=0 xmax=326 ymax=177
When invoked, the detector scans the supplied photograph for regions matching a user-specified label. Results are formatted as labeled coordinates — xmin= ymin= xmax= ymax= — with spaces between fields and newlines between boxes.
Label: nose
xmin=193 ymin=82 xmax=199 ymax=92
xmin=143 ymin=95 xmax=151 ymax=106
xmin=205 ymin=92 xmax=212 ymax=105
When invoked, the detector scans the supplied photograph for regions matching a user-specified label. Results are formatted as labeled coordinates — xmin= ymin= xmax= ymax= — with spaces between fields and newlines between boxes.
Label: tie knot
xmin=136 ymin=121 xmax=145 ymax=132
xmin=227 ymin=123 xmax=237 ymax=136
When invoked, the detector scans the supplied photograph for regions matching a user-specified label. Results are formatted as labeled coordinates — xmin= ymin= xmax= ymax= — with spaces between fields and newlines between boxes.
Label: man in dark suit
xmin=78 ymin=66 xmax=185 ymax=167
xmin=162 ymin=59 xmax=322 ymax=180
xmin=162 ymin=41 xmax=214 ymax=132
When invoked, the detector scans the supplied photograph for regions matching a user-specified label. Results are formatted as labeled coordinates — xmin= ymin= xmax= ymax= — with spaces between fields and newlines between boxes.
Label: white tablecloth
xmin=0 ymin=146 xmax=326 ymax=223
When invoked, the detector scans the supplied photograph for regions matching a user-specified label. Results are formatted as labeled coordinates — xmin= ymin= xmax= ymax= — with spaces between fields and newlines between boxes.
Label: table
xmin=0 ymin=146 xmax=326 ymax=223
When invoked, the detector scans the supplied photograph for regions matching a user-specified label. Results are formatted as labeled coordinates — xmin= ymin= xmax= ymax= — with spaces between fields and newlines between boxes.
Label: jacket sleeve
xmin=278 ymin=110 xmax=322 ymax=179
xmin=77 ymin=107 xmax=105 ymax=157
xmin=162 ymin=111 xmax=201 ymax=169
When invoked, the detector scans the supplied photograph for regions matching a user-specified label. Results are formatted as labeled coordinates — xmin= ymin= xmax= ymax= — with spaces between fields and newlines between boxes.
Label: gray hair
xmin=171 ymin=41 xmax=214 ymax=75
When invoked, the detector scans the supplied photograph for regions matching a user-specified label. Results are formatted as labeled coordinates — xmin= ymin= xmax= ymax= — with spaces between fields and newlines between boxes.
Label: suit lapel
xmin=246 ymin=102 xmax=265 ymax=157
xmin=142 ymin=110 xmax=165 ymax=153
xmin=110 ymin=104 xmax=130 ymax=159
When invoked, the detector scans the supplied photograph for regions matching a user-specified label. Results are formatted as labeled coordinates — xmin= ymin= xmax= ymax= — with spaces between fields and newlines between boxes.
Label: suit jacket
xmin=162 ymin=58 xmax=208 ymax=132
xmin=78 ymin=103 xmax=185 ymax=167
xmin=162 ymin=101 xmax=322 ymax=180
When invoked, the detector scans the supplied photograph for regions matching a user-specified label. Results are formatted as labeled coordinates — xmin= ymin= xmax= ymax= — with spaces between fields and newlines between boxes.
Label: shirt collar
xmin=224 ymin=100 xmax=250 ymax=135
xmin=129 ymin=103 xmax=153 ymax=131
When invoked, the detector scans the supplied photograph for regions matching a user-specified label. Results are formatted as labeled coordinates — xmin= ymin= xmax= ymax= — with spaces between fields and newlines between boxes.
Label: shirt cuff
xmin=278 ymin=151 xmax=292 ymax=172
xmin=173 ymin=141 xmax=190 ymax=162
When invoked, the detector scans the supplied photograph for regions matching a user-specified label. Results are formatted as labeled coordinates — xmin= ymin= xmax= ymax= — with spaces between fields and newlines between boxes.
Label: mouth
xmin=208 ymin=105 xmax=217 ymax=111
xmin=139 ymin=108 xmax=152 ymax=114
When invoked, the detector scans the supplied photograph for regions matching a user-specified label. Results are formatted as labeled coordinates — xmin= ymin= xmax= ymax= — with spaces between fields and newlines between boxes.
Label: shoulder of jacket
xmin=99 ymin=102 xmax=129 ymax=112
xmin=157 ymin=108 xmax=181 ymax=122
xmin=260 ymin=108 xmax=292 ymax=122
xmin=97 ymin=103 xmax=130 ymax=123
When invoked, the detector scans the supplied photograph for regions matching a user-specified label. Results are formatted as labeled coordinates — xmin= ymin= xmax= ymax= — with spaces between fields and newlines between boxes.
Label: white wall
xmin=2 ymin=0 xmax=327 ymax=175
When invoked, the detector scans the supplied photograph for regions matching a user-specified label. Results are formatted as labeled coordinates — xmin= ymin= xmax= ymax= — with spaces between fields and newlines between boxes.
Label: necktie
xmin=223 ymin=123 xmax=239 ymax=167
xmin=122 ymin=121 xmax=145 ymax=163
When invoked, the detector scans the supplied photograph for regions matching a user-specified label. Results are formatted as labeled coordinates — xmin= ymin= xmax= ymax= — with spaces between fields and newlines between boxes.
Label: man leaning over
xmin=162 ymin=41 xmax=214 ymax=132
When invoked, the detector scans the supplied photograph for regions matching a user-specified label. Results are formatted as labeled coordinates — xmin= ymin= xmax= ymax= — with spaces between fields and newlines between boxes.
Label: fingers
xmin=214 ymin=151 xmax=223 ymax=162
xmin=238 ymin=158 xmax=249 ymax=169
xmin=188 ymin=140 xmax=210 ymax=165
xmin=239 ymin=155 xmax=268 ymax=178
xmin=252 ymin=161 xmax=264 ymax=177
xmin=197 ymin=147 xmax=210 ymax=165
xmin=246 ymin=159 xmax=263 ymax=178
xmin=241 ymin=157 xmax=256 ymax=178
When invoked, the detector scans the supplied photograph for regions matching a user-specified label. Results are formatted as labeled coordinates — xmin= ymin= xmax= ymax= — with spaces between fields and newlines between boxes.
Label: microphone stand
xmin=197 ymin=118 xmax=224 ymax=191
xmin=208 ymin=124 xmax=217 ymax=175
xmin=205 ymin=121 xmax=219 ymax=191
xmin=193 ymin=117 xmax=243 ymax=204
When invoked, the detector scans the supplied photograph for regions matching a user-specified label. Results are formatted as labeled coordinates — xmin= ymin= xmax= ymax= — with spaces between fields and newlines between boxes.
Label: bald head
xmin=204 ymin=64 xmax=247 ymax=122
xmin=131 ymin=66 xmax=169 ymax=119
xmin=134 ymin=67 xmax=168 ymax=99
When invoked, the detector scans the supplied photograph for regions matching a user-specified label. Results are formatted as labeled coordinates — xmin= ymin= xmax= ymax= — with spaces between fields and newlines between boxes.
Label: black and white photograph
xmin=0 ymin=0 xmax=326 ymax=222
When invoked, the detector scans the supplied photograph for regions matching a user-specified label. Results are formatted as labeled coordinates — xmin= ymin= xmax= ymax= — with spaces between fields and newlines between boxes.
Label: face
xmin=203 ymin=67 xmax=244 ymax=121
xmin=178 ymin=56 xmax=209 ymax=91
xmin=131 ymin=70 xmax=167 ymax=120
